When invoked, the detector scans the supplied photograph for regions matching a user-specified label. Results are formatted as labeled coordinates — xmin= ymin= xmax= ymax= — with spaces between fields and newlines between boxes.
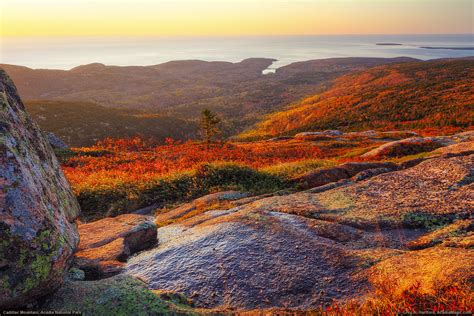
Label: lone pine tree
xmin=200 ymin=109 xmax=221 ymax=149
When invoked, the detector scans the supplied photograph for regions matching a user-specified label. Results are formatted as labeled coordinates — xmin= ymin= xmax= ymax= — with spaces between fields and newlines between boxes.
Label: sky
xmin=1 ymin=0 xmax=473 ymax=37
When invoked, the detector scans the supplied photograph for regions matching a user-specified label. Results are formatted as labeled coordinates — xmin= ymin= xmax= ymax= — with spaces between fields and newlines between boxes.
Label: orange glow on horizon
xmin=1 ymin=0 xmax=472 ymax=37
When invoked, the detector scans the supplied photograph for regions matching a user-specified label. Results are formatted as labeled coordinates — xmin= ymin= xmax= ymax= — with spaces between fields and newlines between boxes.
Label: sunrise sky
xmin=1 ymin=0 xmax=473 ymax=37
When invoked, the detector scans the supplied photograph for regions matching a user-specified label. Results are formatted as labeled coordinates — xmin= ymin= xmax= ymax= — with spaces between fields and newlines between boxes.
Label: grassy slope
xmin=240 ymin=59 xmax=474 ymax=139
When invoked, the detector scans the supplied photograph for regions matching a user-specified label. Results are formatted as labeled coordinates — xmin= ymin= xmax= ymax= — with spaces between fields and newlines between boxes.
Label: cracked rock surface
xmin=126 ymin=151 xmax=473 ymax=310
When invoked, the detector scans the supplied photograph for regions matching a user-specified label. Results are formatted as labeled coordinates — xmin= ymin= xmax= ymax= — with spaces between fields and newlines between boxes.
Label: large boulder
xmin=127 ymin=209 xmax=368 ymax=310
xmin=295 ymin=162 xmax=398 ymax=189
xmin=0 ymin=70 xmax=81 ymax=308
xmin=75 ymin=214 xmax=157 ymax=279
xmin=296 ymin=154 xmax=473 ymax=229
xmin=361 ymin=137 xmax=455 ymax=159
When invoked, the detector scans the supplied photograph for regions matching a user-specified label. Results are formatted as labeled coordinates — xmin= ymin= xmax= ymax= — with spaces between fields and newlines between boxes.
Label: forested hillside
xmin=2 ymin=57 xmax=416 ymax=138
xmin=26 ymin=100 xmax=197 ymax=146
xmin=241 ymin=58 xmax=474 ymax=139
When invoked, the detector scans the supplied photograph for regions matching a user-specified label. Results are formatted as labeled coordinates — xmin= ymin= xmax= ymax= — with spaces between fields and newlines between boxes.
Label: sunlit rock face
xmin=125 ymin=152 xmax=473 ymax=311
xmin=0 ymin=69 xmax=80 ymax=308
xmin=74 ymin=214 xmax=157 ymax=279
xmin=126 ymin=209 xmax=366 ymax=310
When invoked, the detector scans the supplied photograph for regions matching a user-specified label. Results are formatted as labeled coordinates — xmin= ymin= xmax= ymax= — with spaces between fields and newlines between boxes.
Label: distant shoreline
xmin=421 ymin=46 xmax=474 ymax=50
xmin=375 ymin=43 xmax=474 ymax=51
xmin=2 ymin=35 xmax=473 ymax=70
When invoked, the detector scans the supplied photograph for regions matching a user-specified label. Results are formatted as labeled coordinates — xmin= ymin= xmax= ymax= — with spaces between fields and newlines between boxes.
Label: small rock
xmin=47 ymin=132 xmax=69 ymax=150
xmin=295 ymin=131 xmax=341 ymax=141
xmin=267 ymin=136 xmax=294 ymax=142
xmin=74 ymin=214 xmax=157 ymax=279
xmin=156 ymin=191 xmax=249 ymax=224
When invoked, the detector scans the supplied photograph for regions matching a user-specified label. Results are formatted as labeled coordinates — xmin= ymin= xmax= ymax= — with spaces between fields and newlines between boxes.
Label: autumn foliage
xmin=241 ymin=59 xmax=474 ymax=139
xmin=63 ymin=137 xmax=328 ymax=192
xmin=324 ymin=280 xmax=473 ymax=315
xmin=63 ymin=137 xmax=365 ymax=220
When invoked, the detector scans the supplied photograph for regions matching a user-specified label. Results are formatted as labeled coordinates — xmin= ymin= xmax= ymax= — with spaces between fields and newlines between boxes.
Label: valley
xmin=3 ymin=57 xmax=419 ymax=144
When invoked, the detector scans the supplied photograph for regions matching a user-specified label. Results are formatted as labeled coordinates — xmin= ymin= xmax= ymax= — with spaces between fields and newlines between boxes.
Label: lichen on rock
xmin=0 ymin=69 xmax=80 ymax=308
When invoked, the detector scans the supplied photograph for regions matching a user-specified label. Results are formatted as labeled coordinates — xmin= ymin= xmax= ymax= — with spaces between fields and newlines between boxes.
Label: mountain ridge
xmin=1 ymin=57 xmax=424 ymax=142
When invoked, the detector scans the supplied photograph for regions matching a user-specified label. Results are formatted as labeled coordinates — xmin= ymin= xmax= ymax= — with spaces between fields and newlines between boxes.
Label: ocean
xmin=0 ymin=34 xmax=472 ymax=71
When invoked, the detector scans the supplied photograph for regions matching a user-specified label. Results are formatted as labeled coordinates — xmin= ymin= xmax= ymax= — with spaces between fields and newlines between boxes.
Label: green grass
xmin=339 ymin=145 xmax=380 ymax=159
xmin=43 ymin=275 xmax=197 ymax=315
xmin=387 ymin=151 xmax=434 ymax=163
xmin=261 ymin=159 xmax=336 ymax=179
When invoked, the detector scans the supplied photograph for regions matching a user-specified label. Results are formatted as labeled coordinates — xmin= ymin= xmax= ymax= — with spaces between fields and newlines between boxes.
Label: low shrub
xmin=77 ymin=163 xmax=286 ymax=221
xmin=76 ymin=149 xmax=113 ymax=157
xmin=322 ymin=279 xmax=472 ymax=315
xmin=53 ymin=148 xmax=76 ymax=163
xmin=402 ymin=212 xmax=454 ymax=230
xmin=197 ymin=163 xmax=285 ymax=193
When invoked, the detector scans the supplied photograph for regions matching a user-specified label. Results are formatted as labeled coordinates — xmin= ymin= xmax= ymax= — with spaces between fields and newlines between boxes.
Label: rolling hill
xmin=25 ymin=100 xmax=197 ymax=147
xmin=2 ymin=57 xmax=417 ymax=137
xmin=240 ymin=58 xmax=474 ymax=139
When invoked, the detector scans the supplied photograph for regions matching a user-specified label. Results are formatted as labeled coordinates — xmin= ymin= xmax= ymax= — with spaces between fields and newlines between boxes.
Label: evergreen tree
xmin=199 ymin=109 xmax=221 ymax=149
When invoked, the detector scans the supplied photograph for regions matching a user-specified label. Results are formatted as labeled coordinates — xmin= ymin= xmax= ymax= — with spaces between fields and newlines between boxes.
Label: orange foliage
xmin=242 ymin=59 xmax=474 ymax=139
xmin=325 ymin=281 xmax=473 ymax=315
xmin=63 ymin=137 xmax=336 ymax=193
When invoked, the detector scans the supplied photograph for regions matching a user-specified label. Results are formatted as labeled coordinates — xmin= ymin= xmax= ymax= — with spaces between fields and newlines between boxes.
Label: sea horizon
xmin=1 ymin=34 xmax=473 ymax=70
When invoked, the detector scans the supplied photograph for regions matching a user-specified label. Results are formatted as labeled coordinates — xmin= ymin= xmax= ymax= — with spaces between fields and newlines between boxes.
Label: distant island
xmin=376 ymin=43 xmax=403 ymax=46
xmin=375 ymin=43 xmax=474 ymax=50
xmin=421 ymin=46 xmax=474 ymax=50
